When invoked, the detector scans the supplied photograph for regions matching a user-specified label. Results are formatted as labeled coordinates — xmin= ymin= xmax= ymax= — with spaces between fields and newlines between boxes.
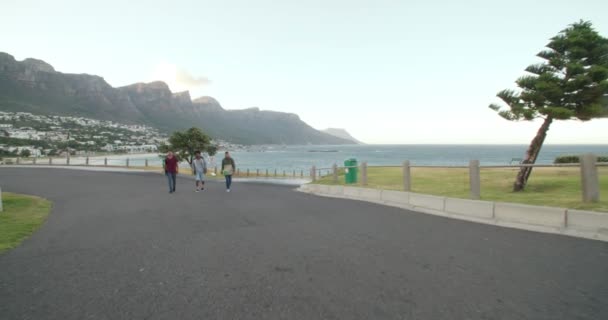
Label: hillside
xmin=0 ymin=52 xmax=353 ymax=145
xmin=322 ymin=128 xmax=364 ymax=144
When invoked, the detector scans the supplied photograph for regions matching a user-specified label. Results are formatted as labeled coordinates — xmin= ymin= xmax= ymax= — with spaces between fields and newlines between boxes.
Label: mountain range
xmin=0 ymin=52 xmax=358 ymax=145
xmin=322 ymin=128 xmax=364 ymax=144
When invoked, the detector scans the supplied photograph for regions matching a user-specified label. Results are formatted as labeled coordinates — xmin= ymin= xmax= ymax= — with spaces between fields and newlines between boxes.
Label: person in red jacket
xmin=164 ymin=151 xmax=179 ymax=193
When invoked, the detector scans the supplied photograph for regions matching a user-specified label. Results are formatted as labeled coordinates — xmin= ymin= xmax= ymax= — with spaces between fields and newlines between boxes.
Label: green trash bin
xmin=344 ymin=158 xmax=358 ymax=184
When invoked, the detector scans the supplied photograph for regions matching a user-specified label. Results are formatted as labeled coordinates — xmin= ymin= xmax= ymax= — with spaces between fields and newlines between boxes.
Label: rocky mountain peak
xmin=22 ymin=58 xmax=55 ymax=73
xmin=121 ymin=81 xmax=172 ymax=94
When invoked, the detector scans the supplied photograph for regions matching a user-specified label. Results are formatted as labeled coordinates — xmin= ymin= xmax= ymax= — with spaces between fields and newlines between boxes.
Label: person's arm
xmin=231 ymin=158 xmax=236 ymax=171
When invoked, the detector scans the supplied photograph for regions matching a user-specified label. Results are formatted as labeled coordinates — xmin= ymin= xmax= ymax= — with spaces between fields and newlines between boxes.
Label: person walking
xmin=164 ymin=151 xmax=179 ymax=193
xmin=192 ymin=151 xmax=207 ymax=192
xmin=221 ymin=151 xmax=236 ymax=192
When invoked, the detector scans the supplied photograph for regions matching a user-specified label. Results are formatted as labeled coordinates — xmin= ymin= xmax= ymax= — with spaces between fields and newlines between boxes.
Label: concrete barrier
xmin=381 ymin=190 xmax=410 ymax=207
xmin=298 ymin=184 xmax=607 ymax=242
xmin=567 ymin=209 xmax=608 ymax=236
xmin=343 ymin=186 xmax=382 ymax=202
xmin=316 ymin=185 xmax=330 ymax=194
xmin=326 ymin=185 xmax=344 ymax=196
xmin=301 ymin=184 xmax=318 ymax=193
xmin=409 ymin=193 xmax=445 ymax=211
xmin=494 ymin=202 xmax=566 ymax=229
xmin=445 ymin=198 xmax=494 ymax=219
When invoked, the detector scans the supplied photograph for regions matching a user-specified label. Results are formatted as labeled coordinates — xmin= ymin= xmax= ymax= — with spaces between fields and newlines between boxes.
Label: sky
xmin=1 ymin=0 xmax=607 ymax=144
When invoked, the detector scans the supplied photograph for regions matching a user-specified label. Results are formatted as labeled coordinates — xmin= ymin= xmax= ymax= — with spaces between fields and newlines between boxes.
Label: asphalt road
xmin=0 ymin=168 xmax=607 ymax=320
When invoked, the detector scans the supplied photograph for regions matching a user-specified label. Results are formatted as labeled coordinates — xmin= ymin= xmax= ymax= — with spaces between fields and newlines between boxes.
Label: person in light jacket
xmin=221 ymin=151 xmax=236 ymax=192
xmin=192 ymin=151 xmax=207 ymax=192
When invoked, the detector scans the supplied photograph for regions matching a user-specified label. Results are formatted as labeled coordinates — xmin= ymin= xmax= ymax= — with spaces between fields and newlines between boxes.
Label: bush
xmin=554 ymin=155 xmax=608 ymax=163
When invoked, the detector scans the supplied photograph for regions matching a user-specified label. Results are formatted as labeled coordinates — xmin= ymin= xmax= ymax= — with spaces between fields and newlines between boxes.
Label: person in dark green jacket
xmin=221 ymin=151 xmax=236 ymax=192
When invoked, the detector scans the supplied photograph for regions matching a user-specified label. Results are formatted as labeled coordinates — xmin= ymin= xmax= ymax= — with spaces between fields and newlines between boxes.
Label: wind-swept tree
xmin=159 ymin=127 xmax=218 ymax=172
xmin=490 ymin=20 xmax=608 ymax=191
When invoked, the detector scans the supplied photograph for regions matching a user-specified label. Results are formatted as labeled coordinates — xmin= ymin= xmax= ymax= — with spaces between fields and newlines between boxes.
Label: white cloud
xmin=175 ymin=68 xmax=211 ymax=87
xmin=151 ymin=63 xmax=211 ymax=92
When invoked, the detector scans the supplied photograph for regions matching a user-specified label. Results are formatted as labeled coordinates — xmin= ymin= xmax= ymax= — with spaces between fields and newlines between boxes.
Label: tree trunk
xmin=513 ymin=117 xmax=553 ymax=191
xmin=189 ymin=155 xmax=195 ymax=174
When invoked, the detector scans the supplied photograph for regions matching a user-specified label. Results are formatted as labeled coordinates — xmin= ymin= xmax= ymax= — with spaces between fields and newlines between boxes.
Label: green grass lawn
xmin=317 ymin=167 xmax=608 ymax=212
xmin=0 ymin=193 xmax=52 ymax=253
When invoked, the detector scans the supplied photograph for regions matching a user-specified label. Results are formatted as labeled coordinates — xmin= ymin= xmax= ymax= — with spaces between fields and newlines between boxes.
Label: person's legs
xmin=195 ymin=172 xmax=202 ymax=191
xmin=171 ymin=172 xmax=177 ymax=192
xmin=166 ymin=172 xmax=173 ymax=192
xmin=225 ymin=174 xmax=230 ymax=190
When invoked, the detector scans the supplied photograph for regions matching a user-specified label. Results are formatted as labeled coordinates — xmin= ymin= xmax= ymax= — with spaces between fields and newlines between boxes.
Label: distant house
xmin=9 ymin=130 xmax=37 ymax=140
xmin=9 ymin=146 xmax=42 ymax=157
xmin=115 ymin=144 xmax=158 ymax=153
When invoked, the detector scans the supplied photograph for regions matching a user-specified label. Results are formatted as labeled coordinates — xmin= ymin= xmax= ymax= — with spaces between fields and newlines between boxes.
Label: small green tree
xmin=490 ymin=20 xmax=608 ymax=191
xmin=20 ymin=149 xmax=31 ymax=158
xmin=159 ymin=127 xmax=218 ymax=172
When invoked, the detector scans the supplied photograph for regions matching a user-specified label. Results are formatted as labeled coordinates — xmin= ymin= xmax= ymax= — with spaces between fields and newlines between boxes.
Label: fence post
xmin=0 ymin=186 xmax=3 ymax=212
xmin=145 ymin=159 xmax=148 ymax=167
xmin=361 ymin=162 xmax=368 ymax=186
xmin=402 ymin=160 xmax=411 ymax=191
xmin=104 ymin=158 xmax=108 ymax=166
xmin=49 ymin=157 xmax=52 ymax=165
xmin=300 ymin=170 xmax=303 ymax=178
xmin=126 ymin=158 xmax=130 ymax=168
xmin=256 ymin=169 xmax=259 ymax=176
xmin=283 ymin=170 xmax=286 ymax=177
xmin=333 ymin=164 xmax=338 ymax=183
xmin=293 ymin=170 xmax=296 ymax=178
xmin=33 ymin=157 xmax=37 ymax=165
xmin=581 ymin=153 xmax=599 ymax=203
xmin=266 ymin=169 xmax=269 ymax=177
xmin=16 ymin=157 xmax=20 ymax=165
xmin=311 ymin=165 xmax=317 ymax=182
xmin=66 ymin=156 xmax=69 ymax=165
xmin=469 ymin=160 xmax=481 ymax=200
xmin=237 ymin=169 xmax=241 ymax=176
xmin=85 ymin=157 xmax=89 ymax=166
xmin=274 ymin=169 xmax=277 ymax=177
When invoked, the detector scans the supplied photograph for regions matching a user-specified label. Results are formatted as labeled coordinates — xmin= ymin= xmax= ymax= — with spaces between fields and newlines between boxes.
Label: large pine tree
xmin=490 ymin=21 xmax=608 ymax=191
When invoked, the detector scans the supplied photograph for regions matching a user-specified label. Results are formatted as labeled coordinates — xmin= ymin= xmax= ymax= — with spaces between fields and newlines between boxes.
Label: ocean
xmin=83 ymin=144 xmax=608 ymax=172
